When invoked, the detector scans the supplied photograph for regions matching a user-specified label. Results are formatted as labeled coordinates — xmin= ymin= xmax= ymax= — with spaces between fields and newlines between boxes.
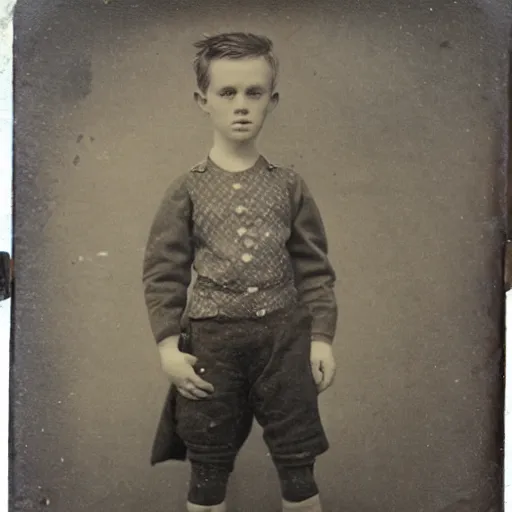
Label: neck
xmin=209 ymin=133 xmax=260 ymax=171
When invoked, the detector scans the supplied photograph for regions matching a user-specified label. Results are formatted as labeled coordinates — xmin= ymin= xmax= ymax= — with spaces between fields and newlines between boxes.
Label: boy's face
xmin=195 ymin=56 xmax=278 ymax=144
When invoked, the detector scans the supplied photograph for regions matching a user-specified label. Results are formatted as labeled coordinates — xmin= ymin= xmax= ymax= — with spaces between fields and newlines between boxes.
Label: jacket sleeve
xmin=287 ymin=175 xmax=338 ymax=343
xmin=142 ymin=174 xmax=194 ymax=344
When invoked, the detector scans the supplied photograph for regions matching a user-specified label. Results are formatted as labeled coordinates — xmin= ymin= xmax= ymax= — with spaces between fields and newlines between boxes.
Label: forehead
xmin=208 ymin=56 xmax=273 ymax=89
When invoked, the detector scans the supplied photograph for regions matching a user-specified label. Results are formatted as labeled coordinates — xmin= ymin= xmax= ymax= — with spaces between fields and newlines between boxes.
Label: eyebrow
xmin=218 ymin=84 xmax=267 ymax=93
xmin=246 ymin=85 xmax=266 ymax=92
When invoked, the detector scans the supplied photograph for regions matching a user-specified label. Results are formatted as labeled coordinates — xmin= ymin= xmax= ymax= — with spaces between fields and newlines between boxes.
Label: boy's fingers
xmin=188 ymin=373 xmax=215 ymax=393
xmin=319 ymin=361 xmax=336 ymax=392
xmin=184 ymin=380 xmax=210 ymax=399
xmin=311 ymin=360 xmax=323 ymax=386
xmin=178 ymin=379 xmax=211 ymax=399
xmin=192 ymin=389 xmax=210 ymax=399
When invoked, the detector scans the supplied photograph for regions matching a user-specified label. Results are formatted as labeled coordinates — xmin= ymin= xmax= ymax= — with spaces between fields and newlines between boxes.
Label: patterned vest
xmin=185 ymin=156 xmax=298 ymax=319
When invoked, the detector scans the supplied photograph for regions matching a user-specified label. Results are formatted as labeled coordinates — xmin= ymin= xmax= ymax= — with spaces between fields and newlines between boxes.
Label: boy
xmin=142 ymin=32 xmax=338 ymax=512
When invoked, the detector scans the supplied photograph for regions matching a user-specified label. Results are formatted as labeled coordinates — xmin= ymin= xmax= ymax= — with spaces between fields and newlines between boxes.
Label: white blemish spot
xmin=97 ymin=251 xmax=108 ymax=257
xmin=256 ymin=309 xmax=266 ymax=317
xmin=235 ymin=205 xmax=247 ymax=215
xmin=237 ymin=227 xmax=247 ymax=237
xmin=247 ymin=287 xmax=258 ymax=293
xmin=265 ymin=232 xmax=270 ymax=237
xmin=232 ymin=183 xmax=242 ymax=190
xmin=78 ymin=256 xmax=84 ymax=262
xmin=241 ymin=253 xmax=253 ymax=263
xmin=244 ymin=238 xmax=255 ymax=248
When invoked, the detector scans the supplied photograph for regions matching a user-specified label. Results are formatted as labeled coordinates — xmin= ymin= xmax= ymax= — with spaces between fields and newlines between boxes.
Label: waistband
xmin=195 ymin=275 xmax=294 ymax=293
xmin=188 ymin=276 xmax=299 ymax=320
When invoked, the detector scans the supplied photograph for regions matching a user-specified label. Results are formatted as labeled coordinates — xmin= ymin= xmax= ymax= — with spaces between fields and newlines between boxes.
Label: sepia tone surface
xmin=11 ymin=1 xmax=511 ymax=511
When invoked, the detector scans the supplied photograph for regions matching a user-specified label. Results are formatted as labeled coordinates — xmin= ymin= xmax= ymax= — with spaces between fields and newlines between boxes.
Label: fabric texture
xmin=188 ymin=461 xmax=232 ymax=507
xmin=174 ymin=304 xmax=329 ymax=467
xmin=142 ymin=156 xmax=338 ymax=344
xmin=146 ymin=156 xmax=337 ymax=466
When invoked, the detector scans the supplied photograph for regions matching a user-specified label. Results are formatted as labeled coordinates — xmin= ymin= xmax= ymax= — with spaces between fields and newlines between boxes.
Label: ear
xmin=194 ymin=90 xmax=209 ymax=113
xmin=267 ymin=91 xmax=279 ymax=112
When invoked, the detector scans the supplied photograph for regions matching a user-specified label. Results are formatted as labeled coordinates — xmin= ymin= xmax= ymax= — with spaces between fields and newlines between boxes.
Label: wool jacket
xmin=144 ymin=155 xmax=338 ymax=465
xmin=142 ymin=155 xmax=338 ymax=344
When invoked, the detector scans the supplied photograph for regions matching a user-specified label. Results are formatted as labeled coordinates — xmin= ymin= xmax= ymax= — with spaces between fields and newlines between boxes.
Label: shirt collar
xmin=191 ymin=156 xmax=277 ymax=173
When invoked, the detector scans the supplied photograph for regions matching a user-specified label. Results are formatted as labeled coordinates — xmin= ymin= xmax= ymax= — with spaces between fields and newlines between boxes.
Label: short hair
xmin=192 ymin=32 xmax=279 ymax=94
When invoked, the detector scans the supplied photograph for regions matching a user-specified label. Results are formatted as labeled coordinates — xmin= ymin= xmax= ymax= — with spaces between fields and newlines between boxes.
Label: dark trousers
xmin=175 ymin=304 xmax=329 ymax=470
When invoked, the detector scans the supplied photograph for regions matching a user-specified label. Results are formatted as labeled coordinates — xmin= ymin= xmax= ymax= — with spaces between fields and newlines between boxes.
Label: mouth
xmin=232 ymin=119 xmax=252 ymax=126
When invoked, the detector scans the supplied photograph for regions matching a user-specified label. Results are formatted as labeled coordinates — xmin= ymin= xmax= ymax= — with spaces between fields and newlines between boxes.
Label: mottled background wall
xmin=11 ymin=1 xmax=511 ymax=511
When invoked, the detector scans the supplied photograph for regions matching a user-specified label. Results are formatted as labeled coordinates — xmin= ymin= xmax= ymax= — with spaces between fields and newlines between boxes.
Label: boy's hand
xmin=158 ymin=336 xmax=214 ymax=401
xmin=310 ymin=340 xmax=336 ymax=393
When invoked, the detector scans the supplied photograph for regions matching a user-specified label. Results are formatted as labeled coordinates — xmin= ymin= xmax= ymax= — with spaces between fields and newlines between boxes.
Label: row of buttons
xmin=231 ymin=182 xmax=265 ymax=316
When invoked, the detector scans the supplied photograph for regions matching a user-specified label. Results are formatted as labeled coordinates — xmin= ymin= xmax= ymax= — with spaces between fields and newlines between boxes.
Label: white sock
xmin=282 ymin=494 xmax=322 ymax=511
xmin=186 ymin=501 xmax=227 ymax=512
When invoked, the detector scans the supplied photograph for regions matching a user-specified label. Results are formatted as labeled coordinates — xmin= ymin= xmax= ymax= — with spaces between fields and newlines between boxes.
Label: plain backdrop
xmin=10 ymin=1 xmax=511 ymax=511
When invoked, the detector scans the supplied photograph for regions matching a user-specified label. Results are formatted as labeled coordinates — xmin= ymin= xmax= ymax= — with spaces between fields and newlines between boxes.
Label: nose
xmin=233 ymin=94 xmax=249 ymax=114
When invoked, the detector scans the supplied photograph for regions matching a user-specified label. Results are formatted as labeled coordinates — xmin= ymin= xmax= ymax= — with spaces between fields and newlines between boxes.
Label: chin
xmin=228 ymin=132 xmax=258 ymax=143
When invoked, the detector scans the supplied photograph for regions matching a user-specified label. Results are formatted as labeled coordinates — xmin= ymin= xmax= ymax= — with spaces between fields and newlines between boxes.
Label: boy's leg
xmin=186 ymin=462 xmax=231 ymax=511
xmin=248 ymin=306 xmax=328 ymax=511
xmin=281 ymin=495 xmax=322 ymax=512
xmin=277 ymin=463 xmax=323 ymax=512
xmin=186 ymin=501 xmax=227 ymax=512
xmin=276 ymin=463 xmax=318 ymax=502
xmin=176 ymin=318 xmax=254 ymax=509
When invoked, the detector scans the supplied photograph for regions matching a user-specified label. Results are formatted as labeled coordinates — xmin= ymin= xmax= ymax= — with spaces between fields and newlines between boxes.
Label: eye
xmin=220 ymin=90 xmax=236 ymax=98
xmin=248 ymin=90 xmax=263 ymax=98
